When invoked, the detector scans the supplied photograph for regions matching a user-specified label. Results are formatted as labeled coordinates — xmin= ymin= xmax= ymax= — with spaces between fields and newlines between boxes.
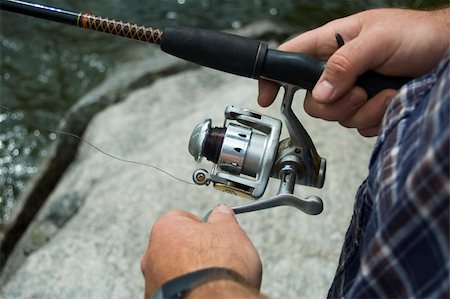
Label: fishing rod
xmin=0 ymin=0 xmax=412 ymax=217
xmin=0 ymin=0 xmax=410 ymax=97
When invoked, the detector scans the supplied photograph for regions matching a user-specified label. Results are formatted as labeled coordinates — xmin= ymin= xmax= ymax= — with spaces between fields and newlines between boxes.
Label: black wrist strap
xmin=151 ymin=267 xmax=248 ymax=299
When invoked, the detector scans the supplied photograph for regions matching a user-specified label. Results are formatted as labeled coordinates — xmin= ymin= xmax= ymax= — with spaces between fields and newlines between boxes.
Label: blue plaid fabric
xmin=328 ymin=50 xmax=449 ymax=298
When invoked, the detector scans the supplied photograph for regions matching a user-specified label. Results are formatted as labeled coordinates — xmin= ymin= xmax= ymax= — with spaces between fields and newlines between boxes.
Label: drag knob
xmin=188 ymin=119 xmax=226 ymax=163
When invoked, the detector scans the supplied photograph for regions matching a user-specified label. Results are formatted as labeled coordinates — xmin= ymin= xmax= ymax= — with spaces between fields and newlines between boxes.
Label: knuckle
xmin=358 ymin=128 xmax=378 ymax=137
xmin=304 ymin=102 xmax=325 ymax=120
xmin=140 ymin=254 xmax=150 ymax=276
xmin=339 ymin=119 xmax=356 ymax=128
xmin=303 ymin=98 xmax=319 ymax=118
xmin=140 ymin=254 xmax=158 ymax=281
xmin=304 ymin=99 xmax=340 ymax=121
xmin=326 ymin=52 xmax=355 ymax=77
xmin=161 ymin=209 xmax=185 ymax=219
xmin=149 ymin=217 xmax=170 ymax=239
xmin=150 ymin=220 xmax=162 ymax=235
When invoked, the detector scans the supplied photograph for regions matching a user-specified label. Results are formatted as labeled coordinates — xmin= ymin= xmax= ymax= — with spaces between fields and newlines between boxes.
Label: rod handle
xmin=161 ymin=27 xmax=412 ymax=98
xmin=262 ymin=50 xmax=412 ymax=98
xmin=161 ymin=26 xmax=266 ymax=79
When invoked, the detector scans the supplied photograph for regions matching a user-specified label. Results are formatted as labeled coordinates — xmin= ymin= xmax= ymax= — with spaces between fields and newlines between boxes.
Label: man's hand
xmin=141 ymin=205 xmax=262 ymax=298
xmin=258 ymin=8 xmax=449 ymax=137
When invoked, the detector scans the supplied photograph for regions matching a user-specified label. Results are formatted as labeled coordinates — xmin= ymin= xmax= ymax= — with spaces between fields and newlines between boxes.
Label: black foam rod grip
xmin=161 ymin=27 xmax=412 ymax=98
xmin=161 ymin=26 xmax=267 ymax=79
xmin=261 ymin=50 xmax=412 ymax=98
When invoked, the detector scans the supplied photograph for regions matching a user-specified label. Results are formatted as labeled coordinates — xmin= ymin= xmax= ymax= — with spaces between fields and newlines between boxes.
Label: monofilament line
xmin=1 ymin=106 xmax=196 ymax=186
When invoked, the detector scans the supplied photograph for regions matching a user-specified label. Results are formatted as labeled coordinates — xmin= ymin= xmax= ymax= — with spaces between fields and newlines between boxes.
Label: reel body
xmin=190 ymin=106 xmax=281 ymax=198
xmin=189 ymin=84 xmax=326 ymax=216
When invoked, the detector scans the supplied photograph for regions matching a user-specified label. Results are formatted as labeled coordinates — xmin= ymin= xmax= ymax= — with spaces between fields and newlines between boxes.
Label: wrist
xmin=151 ymin=267 xmax=261 ymax=299
xmin=186 ymin=279 xmax=264 ymax=299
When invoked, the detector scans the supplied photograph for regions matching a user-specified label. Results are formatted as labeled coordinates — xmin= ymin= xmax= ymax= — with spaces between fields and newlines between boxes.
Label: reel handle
xmin=200 ymin=169 xmax=324 ymax=223
xmin=161 ymin=27 xmax=412 ymax=98
xmin=201 ymin=194 xmax=323 ymax=223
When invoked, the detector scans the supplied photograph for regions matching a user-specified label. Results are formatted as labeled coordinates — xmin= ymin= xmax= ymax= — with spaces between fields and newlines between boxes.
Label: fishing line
xmin=0 ymin=105 xmax=196 ymax=186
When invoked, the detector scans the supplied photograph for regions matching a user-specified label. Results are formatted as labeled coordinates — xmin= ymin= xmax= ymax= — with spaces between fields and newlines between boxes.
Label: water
xmin=0 ymin=0 xmax=443 ymax=226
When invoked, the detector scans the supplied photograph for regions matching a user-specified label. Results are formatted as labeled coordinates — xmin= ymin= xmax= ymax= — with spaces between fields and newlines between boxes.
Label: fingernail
xmin=215 ymin=204 xmax=234 ymax=215
xmin=313 ymin=80 xmax=334 ymax=101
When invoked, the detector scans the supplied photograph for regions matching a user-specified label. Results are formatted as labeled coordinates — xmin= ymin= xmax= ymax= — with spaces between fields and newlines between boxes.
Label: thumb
xmin=313 ymin=32 xmax=385 ymax=103
xmin=207 ymin=204 xmax=237 ymax=224
xmin=313 ymin=46 xmax=359 ymax=103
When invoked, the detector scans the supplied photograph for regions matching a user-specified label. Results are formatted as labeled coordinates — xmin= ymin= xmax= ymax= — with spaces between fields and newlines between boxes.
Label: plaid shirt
xmin=328 ymin=50 xmax=449 ymax=298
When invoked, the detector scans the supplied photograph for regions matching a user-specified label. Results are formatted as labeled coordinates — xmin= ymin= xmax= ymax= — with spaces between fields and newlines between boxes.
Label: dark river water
xmin=0 ymin=0 xmax=443 ymax=226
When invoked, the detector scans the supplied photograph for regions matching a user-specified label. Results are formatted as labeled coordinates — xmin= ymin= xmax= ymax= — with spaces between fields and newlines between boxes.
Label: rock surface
xmin=0 ymin=22 xmax=375 ymax=299
xmin=0 ymin=45 xmax=191 ymax=263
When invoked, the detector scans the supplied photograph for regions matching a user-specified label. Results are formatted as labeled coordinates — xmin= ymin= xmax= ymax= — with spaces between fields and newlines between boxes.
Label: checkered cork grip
xmin=78 ymin=13 xmax=163 ymax=45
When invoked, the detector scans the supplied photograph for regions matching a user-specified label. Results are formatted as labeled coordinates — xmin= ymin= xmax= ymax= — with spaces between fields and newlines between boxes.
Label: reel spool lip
xmin=189 ymin=118 xmax=212 ymax=162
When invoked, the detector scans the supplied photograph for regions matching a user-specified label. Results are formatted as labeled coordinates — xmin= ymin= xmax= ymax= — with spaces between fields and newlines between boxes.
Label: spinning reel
xmin=189 ymin=84 xmax=326 ymax=217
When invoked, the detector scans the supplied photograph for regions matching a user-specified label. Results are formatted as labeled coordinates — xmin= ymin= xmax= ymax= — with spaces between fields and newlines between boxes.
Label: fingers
xmin=155 ymin=206 xmax=238 ymax=227
xmin=257 ymin=24 xmax=339 ymax=108
xmin=257 ymin=25 xmax=339 ymax=107
xmin=304 ymin=86 xmax=367 ymax=122
xmin=279 ymin=22 xmax=343 ymax=58
xmin=358 ymin=125 xmax=381 ymax=137
xmin=206 ymin=204 xmax=237 ymax=224
xmin=159 ymin=209 xmax=201 ymax=223
xmin=257 ymin=16 xmax=361 ymax=108
xmin=280 ymin=11 xmax=395 ymax=103
xmin=339 ymin=89 xmax=396 ymax=129
xmin=147 ymin=210 xmax=200 ymax=247
xmin=257 ymin=79 xmax=280 ymax=107
xmin=305 ymin=88 xmax=397 ymax=136
xmin=313 ymin=26 xmax=394 ymax=103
